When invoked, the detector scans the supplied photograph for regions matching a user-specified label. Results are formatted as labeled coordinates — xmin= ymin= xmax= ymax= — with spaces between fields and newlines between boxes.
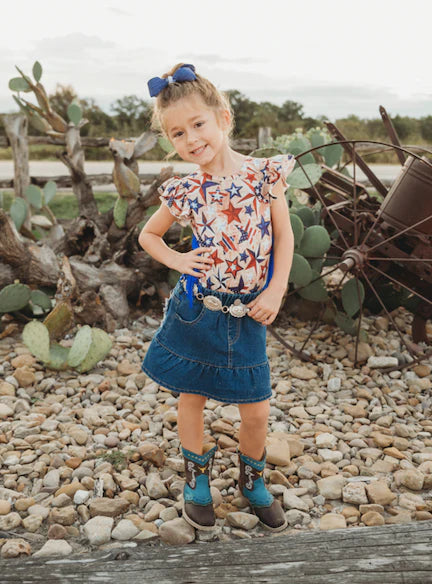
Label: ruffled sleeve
xmin=158 ymin=176 xmax=192 ymax=227
xmin=262 ymin=154 xmax=296 ymax=203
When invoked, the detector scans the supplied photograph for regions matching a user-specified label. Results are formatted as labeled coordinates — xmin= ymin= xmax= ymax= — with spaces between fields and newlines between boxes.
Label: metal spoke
xmin=299 ymin=305 xmax=326 ymax=353
xmin=296 ymin=156 xmax=350 ymax=250
xmin=360 ymin=268 xmax=417 ymax=359
xmin=369 ymin=257 xmax=432 ymax=262
xmin=354 ymin=276 xmax=365 ymax=367
xmin=267 ymin=326 xmax=312 ymax=361
xmin=366 ymin=211 xmax=432 ymax=254
xmin=368 ymin=263 xmax=432 ymax=307
xmin=352 ymin=142 xmax=359 ymax=247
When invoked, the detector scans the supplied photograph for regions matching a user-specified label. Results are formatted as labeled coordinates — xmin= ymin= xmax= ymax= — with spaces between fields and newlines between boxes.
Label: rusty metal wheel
xmin=273 ymin=138 xmax=432 ymax=370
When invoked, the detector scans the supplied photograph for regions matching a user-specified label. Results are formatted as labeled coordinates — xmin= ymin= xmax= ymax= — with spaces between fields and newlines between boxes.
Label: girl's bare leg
xmin=177 ymin=393 xmax=207 ymax=455
xmin=238 ymin=399 xmax=270 ymax=459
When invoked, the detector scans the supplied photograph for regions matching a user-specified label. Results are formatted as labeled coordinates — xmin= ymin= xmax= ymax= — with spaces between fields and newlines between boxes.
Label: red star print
xmin=225 ymin=257 xmax=242 ymax=278
xmin=245 ymin=245 xmax=264 ymax=273
xmin=221 ymin=201 xmax=242 ymax=224
xmin=210 ymin=249 xmax=224 ymax=266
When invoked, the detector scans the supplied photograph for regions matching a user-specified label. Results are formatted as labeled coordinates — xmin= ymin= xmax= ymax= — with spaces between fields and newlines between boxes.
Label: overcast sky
xmin=2 ymin=0 xmax=431 ymax=121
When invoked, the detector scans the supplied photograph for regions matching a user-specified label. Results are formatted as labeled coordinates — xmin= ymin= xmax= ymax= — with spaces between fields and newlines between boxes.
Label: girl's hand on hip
xmin=246 ymin=287 xmax=284 ymax=325
xmin=175 ymin=247 xmax=214 ymax=277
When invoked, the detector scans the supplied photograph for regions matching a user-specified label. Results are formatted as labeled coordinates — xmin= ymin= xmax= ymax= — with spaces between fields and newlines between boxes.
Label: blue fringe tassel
xmin=183 ymin=233 xmax=274 ymax=305
xmin=185 ymin=234 xmax=201 ymax=308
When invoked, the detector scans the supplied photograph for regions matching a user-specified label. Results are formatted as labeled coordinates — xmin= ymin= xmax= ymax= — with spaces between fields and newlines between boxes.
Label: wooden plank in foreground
xmin=1 ymin=521 xmax=431 ymax=584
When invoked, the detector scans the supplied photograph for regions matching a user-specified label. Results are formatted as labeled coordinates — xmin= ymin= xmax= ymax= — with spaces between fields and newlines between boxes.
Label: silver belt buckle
xmin=229 ymin=299 xmax=248 ymax=318
xmin=203 ymin=295 xmax=222 ymax=311
xmin=181 ymin=279 xmax=249 ymax=317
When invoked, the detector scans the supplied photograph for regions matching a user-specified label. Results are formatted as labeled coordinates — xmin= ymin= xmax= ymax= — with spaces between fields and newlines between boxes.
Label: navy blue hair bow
xmin=148 ymin=64 xmax=197 ymax=97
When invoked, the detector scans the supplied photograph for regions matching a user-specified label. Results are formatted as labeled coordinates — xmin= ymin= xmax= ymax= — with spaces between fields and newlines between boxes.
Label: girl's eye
xmin=195 ymin=121 xmax=204 ymax=127
xmin=174 ymin=131 xmax=183 ymax=138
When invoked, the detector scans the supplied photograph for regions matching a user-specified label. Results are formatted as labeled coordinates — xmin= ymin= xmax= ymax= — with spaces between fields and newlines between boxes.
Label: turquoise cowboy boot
xmin=181 ymin=444 xmax=217 ymax=531
xmin=238 ymin=447 xmax=287 ymax=532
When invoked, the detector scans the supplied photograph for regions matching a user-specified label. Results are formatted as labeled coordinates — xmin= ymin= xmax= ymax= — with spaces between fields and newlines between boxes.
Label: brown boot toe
xmin=183 ymin=500 xmax=216 ymax=531
xmin=252 ymin=499 xmax=287 ymax=532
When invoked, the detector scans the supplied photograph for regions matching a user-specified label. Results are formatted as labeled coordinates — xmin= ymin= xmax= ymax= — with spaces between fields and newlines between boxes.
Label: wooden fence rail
xmin=1 ymin=521 xmax=431 ymax=584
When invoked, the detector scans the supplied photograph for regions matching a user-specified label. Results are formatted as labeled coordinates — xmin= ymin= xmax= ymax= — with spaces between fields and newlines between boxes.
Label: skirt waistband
xmin=177 ymin=276 xmax=264 ymax=305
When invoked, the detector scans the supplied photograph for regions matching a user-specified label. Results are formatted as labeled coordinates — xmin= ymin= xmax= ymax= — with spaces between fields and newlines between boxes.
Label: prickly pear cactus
xmin=0 ymin=283 xmax=31 ymax=313
xmin=67 ymin=325 xmax=93 ymax=367
xmin=22 ymin=321 xmax=112 ymax=373
xmin=76 ymin=328 xmax=112 ymax=373
xmin=113 ymin=197 xmax=129 ymax=228
xmin=22 ymin=320 xmax=51 ymax=363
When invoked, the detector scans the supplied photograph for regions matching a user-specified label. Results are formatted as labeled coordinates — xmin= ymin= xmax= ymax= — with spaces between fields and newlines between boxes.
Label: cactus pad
xmin=289 ymin=253 xmax=313 ymax=287
xmin=67 ymin=325 xmax=93 ymax=367
xmin=341 ymin=278 xmax=365 ymax=317
xmin=290 ymin=213 xmax=304 ymax=249
xmin=22 ymin=320 xmax=51 ymax=363
xmin=47 ymin=343 xmax=70 ymax=370
xmin=299 ymin=225 xmax=331 ymax=257
xmin=0 ymin=283 xmax=31 ymax=313
xmin=76 ymin=328 xmax=112 ymax=373
xmin=114 ymin=197 xmax=129 ymax=228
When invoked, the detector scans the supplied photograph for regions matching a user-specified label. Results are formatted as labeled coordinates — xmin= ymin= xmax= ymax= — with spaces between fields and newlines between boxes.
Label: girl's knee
xmin=238 ymin=399 xmax=270 ymax=426
xmin=178 ymin=392 xmax=207 ymax=410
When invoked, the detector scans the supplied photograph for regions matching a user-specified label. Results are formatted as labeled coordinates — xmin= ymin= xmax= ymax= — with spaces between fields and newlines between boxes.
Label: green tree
xmin=279 ymin=100 xmax=304 ymax=121
xmin=420 ymin=116 xmax=432 ymax=142
xmin=110 ymin=95 xmax=152 ymax=136
xmin=225 ymin=89 xmax=258 ymax=137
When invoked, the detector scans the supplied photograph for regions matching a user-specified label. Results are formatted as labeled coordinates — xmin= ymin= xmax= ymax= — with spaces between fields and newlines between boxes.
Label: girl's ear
xmin=217 ymin=108 xmax=231 ymax=132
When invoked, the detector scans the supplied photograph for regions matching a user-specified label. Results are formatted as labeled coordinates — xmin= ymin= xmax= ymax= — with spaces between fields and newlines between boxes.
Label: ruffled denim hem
xmin=141 ymin=336 xmax=272 ymax=404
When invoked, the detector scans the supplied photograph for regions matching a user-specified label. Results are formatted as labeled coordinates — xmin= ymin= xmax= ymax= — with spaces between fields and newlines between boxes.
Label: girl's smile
xmin=162 ymin=94 xmax=244 ymax=176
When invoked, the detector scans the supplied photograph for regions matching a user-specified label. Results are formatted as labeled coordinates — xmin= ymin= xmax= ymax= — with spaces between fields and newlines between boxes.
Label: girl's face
xmin=162 ymin=94 xmax=230 ymax=166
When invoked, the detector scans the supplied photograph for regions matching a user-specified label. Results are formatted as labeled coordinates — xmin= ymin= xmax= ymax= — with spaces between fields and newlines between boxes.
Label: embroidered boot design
xmin=181 ymin=444 xmax=217 ymax=531
xmin=238 ymin=447 xmax=287 ymax=532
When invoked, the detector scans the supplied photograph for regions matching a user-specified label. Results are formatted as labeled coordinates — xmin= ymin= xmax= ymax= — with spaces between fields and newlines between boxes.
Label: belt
xmin=181 ymin=279 xmax=250 ymax=318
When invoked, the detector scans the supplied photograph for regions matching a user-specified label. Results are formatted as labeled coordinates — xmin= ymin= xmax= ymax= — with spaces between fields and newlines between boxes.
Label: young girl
xmin=139 ymin=63 xmax=295 ymax=533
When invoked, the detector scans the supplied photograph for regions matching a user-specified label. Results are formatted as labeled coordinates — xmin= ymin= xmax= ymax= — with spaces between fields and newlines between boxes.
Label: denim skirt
xmin=141 ymin=278 xmax=272 ymax=404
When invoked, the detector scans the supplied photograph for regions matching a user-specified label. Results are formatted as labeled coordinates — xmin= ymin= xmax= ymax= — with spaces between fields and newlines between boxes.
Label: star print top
xmin=157 ymin=153 xmax=296 ymax=294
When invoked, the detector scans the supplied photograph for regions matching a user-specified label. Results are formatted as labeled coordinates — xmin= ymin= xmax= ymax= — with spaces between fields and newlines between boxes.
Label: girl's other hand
xmin=246 ymin=287 xmax=284 ymax=325
xmin=175 ymin=247 xmax=214 ymax=276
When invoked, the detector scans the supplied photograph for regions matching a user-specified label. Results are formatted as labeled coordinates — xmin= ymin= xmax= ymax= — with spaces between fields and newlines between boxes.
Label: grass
xmin=1 ymin=191 xmax=118 ymax=220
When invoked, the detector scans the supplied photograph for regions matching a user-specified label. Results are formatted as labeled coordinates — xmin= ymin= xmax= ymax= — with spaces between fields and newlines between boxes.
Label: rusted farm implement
xmin=274 ymin=107 xmax=432 ymax=369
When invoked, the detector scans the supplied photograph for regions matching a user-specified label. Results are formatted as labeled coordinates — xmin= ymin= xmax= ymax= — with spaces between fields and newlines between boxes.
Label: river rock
xmin=83 ymin=516 xmax=114 ymax=545
xmin=33 ymin=539 xmax=73 ymax=557
xmin=319 ymin=513 xmax=347 ymax=530
xmin=158 ymin=518 xmax=195 ymax=545
xmin=226 ymin=512 xmax=259 ymax=530
xmin=89 ymin=498 xmax=130 ymax=518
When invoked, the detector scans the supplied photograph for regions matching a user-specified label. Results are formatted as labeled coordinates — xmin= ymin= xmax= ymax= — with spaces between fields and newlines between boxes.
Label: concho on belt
xmin=181 ymin=279 xmax=250 ymax=318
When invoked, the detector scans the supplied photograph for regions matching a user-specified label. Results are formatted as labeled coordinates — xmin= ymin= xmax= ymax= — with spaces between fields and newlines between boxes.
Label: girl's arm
xmin=138 ymin=205 xmax=213 ymax=276
xmin=267 ymin=177 xmax=294 ymax=296
xmin=138 ymin=204 xmax=181 ymax=270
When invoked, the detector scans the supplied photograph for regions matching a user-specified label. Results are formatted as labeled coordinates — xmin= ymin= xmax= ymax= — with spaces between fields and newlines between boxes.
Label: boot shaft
xmin=238 ymin=448 xmax=267 ymax=493
xmin=182 ymin=445 xmax=217 ymax=489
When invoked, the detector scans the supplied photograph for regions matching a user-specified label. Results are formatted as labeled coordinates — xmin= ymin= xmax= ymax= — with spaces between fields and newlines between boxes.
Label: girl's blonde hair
xmin=150 ymin=62 xmax=235 ymax=160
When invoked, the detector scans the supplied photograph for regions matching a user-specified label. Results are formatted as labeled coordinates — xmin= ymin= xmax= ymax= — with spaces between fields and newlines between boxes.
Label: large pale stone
xmin=83 ymin=516 xmax=114 ymax=545
xmin=342 ymin=482 xmax=368 ymax=505
xmin=89 ymin=497 xmax=130 ymax=518
xmin=317 ymin=475 xmax=346 ymax=500
xmin=226 ymin=512 xmax=259 ymax=530
xmin=33 ymin=539 xmax=73 ymax=557
xmin=366 ymin=481 xmax=396 ymax=505
xmin=394 ymin=469 xmax=424 ymax=491
xmin=158 ymin=518 xmax=195 ymax=545
xmin=266 ymin=440 xmax=290 ymax=466
xmin=319 ymin=513 xmax=347 ymax=530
